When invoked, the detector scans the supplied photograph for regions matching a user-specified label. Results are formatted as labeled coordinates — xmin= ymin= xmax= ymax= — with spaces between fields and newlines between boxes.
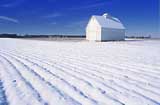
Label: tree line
xmin=0 ymin=33 xmax=85 ymax=38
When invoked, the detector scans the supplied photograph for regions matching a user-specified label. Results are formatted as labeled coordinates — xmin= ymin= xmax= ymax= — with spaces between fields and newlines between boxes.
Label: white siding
xmin=101 ymin=28 xmax=125 ymax=41
xmin=86 ymin=17 xmax=101 ymax=41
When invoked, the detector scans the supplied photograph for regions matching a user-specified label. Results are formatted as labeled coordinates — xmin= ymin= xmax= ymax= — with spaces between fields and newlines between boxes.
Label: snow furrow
xmin=60 ymin=57 xmax=160 ymax=93
xmin=17 ymin=50 xmax=160 ymax=89
xmin=0 ymin=55 xmax=48 ymax=105
xmin=0 ymin=38 xmax=160 ymax=105
xmin=0 ymin=59 xmax=32 ymax=105
xmin=22 ymin=51 xmax=159 ymax=99
xmin=18 ymin=52 xmax=160 ymax=105
xmin=4 ymin=50 xmax=146 ymax=105
xmin=47 ymin=54 xmax=160 ymax=89
xmin=4 ymin=50 xmax=160 ymax=105
xmin=0 ymin=78 xmax=8 ymax=105
xmin=0 ymin=53 xmax=82 ymax=105
xmin=56 ymin=55 xmax=160 ymax=86
xmin=0 ymin=50 xmax=125 ymax=105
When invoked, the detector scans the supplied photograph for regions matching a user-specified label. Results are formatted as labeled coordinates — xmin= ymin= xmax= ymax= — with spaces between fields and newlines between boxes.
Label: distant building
xmin=86 ymin=13 xmax=125 ymax=41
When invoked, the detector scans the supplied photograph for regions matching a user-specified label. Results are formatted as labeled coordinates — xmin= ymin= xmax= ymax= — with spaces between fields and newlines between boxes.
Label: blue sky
xmin=0 ymin=0 xmax=159 ymax=37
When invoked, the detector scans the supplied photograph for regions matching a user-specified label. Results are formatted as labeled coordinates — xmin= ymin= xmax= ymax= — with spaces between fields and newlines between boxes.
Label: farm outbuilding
xmin=86 ymin=13 xmax=125 ymax=41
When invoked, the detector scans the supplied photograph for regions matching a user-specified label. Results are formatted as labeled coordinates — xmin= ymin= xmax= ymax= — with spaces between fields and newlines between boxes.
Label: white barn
xmin=86 ymin=13 xmax=125 ymax=41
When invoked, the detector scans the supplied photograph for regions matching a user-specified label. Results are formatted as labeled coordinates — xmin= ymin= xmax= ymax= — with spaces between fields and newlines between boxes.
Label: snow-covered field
xmin=0 ymin=38 xmax=160 ymax=105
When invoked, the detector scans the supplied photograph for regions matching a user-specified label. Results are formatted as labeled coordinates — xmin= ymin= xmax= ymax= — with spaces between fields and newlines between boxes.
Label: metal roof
xmin=92 ymin=14 xmax=125 ymax=29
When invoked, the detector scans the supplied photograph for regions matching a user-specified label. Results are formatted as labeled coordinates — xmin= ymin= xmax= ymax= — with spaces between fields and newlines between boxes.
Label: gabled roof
xmin=92 ymin=13 xmax=125 ymax=29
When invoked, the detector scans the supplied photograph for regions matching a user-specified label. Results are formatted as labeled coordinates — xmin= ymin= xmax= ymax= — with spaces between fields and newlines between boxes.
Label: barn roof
xmin=92 ymin=13 xmax=125 ymax=29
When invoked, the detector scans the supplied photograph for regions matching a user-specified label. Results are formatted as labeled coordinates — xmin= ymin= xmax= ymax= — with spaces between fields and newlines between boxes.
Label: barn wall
xmin=101 ymin=28 xmax=125 ymax=41
xmin=86 ymin=17 xmax=101 ymax=41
